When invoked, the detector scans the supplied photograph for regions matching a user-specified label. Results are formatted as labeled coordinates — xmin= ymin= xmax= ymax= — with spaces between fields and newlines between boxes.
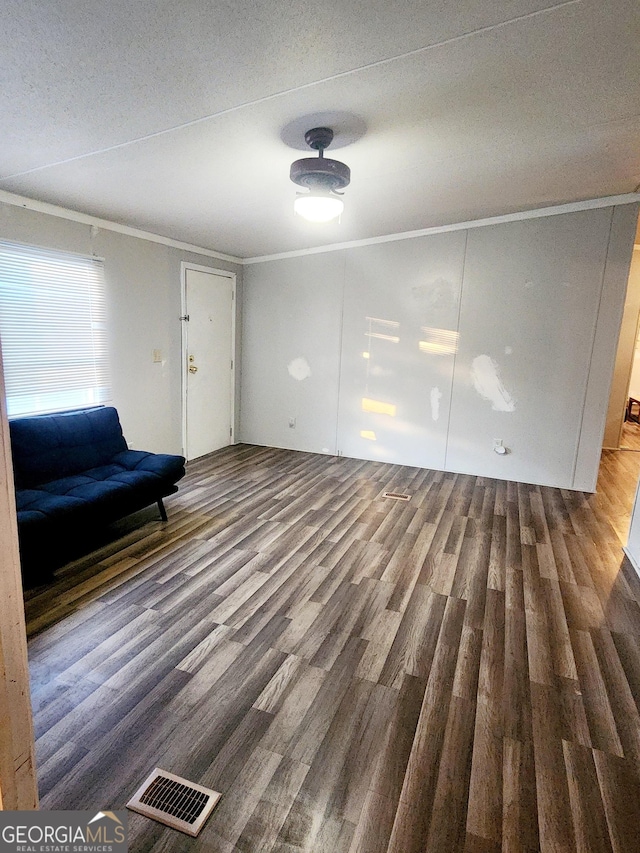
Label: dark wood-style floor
xmin=25 ymin=444 xmax=640 ymax=852
xmin=620 ymin=420 xmax=640 ymax=452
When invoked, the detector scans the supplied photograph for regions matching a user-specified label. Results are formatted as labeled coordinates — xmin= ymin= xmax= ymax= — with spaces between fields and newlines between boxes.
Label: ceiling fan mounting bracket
xmin=304 ymin=127 xmax=334 ymax=152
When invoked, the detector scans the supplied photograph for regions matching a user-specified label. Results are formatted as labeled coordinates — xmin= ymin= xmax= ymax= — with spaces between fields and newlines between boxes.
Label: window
xmin=0 ymin=240 xmax=111 ymax=418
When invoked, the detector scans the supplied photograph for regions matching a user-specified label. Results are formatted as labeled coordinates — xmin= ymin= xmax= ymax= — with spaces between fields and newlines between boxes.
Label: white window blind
xmin=0 ymin=241 xmax=111 ymax=418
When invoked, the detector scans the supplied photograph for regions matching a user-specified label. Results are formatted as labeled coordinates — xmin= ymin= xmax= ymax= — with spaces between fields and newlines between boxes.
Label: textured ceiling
xmin=0 ymin=0 xmax=638 ymax=258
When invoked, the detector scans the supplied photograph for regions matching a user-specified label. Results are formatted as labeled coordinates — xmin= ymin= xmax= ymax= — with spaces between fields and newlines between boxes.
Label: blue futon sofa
xmin=10 ymin=406 xmax=185 ymax=587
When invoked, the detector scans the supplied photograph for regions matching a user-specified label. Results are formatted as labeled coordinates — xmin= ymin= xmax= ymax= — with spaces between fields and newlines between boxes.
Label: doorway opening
xmin=604 ymin=243 xmax=640 ymax=452
xmin=621 ymin=327 xmax=640 ymax=451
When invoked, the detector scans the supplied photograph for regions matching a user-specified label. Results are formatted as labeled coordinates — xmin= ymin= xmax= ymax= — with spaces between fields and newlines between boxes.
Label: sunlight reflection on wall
xmin=357 ymin=317 xmax=402 ymax=445
xmin=358 ymin=318 xmax=459 ymax=450
xmin=418 ymin=327 xmax=459 ymax=356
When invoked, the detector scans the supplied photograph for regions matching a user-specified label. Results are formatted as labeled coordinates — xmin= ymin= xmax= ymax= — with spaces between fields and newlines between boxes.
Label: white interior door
xmin=183 ymin=266 xmax=234 ymax=461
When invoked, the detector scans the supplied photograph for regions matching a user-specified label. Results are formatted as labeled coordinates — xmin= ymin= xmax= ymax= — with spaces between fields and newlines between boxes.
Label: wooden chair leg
xmin=157 ymin=498 xmax=168 ymax=522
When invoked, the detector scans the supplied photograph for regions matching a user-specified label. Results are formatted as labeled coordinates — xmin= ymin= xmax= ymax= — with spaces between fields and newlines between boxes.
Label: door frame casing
xmin=180 ymin=262 xmax=237 ymax=459
xmin=0 ymin=340 xmax=38 ymax=809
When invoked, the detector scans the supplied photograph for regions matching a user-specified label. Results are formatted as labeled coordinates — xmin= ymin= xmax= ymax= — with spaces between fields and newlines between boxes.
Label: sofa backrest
xmin=10 ymin=406 xmax=128 ymax=488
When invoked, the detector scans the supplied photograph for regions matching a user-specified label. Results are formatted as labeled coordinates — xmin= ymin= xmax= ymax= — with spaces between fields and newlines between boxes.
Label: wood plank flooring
xmin=25 ymin=445 xmax=640 ymax=852
xmin=620 ymin=421 xmax=640 ymax=452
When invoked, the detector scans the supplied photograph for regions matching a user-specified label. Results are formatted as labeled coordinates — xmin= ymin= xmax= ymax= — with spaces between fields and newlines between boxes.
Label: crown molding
xmin=0 ymin=190 xmax=243 ymax=265
xmin=1 ymin=188 xmax=637 ymax=266
xmin=244 ymin=193 xmax=640 ymax=264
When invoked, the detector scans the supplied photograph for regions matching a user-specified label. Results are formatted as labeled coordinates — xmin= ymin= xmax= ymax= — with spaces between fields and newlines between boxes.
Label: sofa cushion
xmin=10 ymin=407 xmax=128 ymax=488
xmin=110 ymin=449 xmax=186 ymax=482
xmin=15 ymin=488 xmax=89 ymax=519
xmin=17 ymin=451 xmax=185 ymax=524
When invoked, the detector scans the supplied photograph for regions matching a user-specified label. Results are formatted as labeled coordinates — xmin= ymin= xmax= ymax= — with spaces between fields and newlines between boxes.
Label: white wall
xmin=624 ymin=476 xmax=640 ymax=578
xmin=628 ymin=336 xmax=640 ymax=400
xmin=0 ymin=201 xmax=242 ymax=455
xmin=241 ymin=204 xmax=638 ymax=490
xmin=240 ymin=252 xmax=344 ymax=453
xmin=603 ymin=246 xmax=640 ymax=448
xmin=448 ymin=211 xmax=612 ymax=487
xmin=337 ymin=233 xmax=466 ymax=469
xmin=1 ymin=197 xmax=636 ymax=489
xmin=624 ymin=248 xmax=640 ymax=402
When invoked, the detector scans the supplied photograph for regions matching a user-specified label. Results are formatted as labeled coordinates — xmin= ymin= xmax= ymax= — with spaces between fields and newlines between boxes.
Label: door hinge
xmin=229 ymin=426 xmax=233 ymax=437
xmin=231 ymin=359 xmax=233 ymax=370
xmin=179 ymin=314 xmax=190 ymax=322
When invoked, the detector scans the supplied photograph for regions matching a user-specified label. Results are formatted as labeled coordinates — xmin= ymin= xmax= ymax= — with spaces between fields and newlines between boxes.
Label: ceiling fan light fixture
xmin=294 ymin=193 xmax=344 ymax=223
xmin=290 ymin=127 xmax=350 ymax=223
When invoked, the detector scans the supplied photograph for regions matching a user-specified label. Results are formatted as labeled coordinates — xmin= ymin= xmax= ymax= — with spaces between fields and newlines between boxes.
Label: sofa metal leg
xmin=157 ymin=498 xmax=168 ymax=522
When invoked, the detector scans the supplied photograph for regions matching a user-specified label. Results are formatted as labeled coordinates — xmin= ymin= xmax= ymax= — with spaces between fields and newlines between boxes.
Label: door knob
xmin=189 ymin=365 xmax=198 ymax=373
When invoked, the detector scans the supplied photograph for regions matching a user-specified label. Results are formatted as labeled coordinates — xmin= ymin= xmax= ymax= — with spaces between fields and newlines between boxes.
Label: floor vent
xmin=381 ymin=491 xmax=411 ymax=501
xmin=127 ymin=768 xmax=221 ymax=837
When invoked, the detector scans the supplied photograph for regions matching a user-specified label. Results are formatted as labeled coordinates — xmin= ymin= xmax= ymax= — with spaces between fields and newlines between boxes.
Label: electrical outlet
xmin=153 ymin=349 xmax=162 ymax=363
xmin=288 ymin=417 xmax=296 ymax=429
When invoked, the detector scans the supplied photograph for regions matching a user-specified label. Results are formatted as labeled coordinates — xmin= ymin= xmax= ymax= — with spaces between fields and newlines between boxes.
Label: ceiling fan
xmin=290 ymin=127 xmax=351 ymax=223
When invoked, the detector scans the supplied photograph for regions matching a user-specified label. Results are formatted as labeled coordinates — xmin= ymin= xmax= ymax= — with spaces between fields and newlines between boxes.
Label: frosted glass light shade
xmin=294 ymin=194 xmax=344 ymax=223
